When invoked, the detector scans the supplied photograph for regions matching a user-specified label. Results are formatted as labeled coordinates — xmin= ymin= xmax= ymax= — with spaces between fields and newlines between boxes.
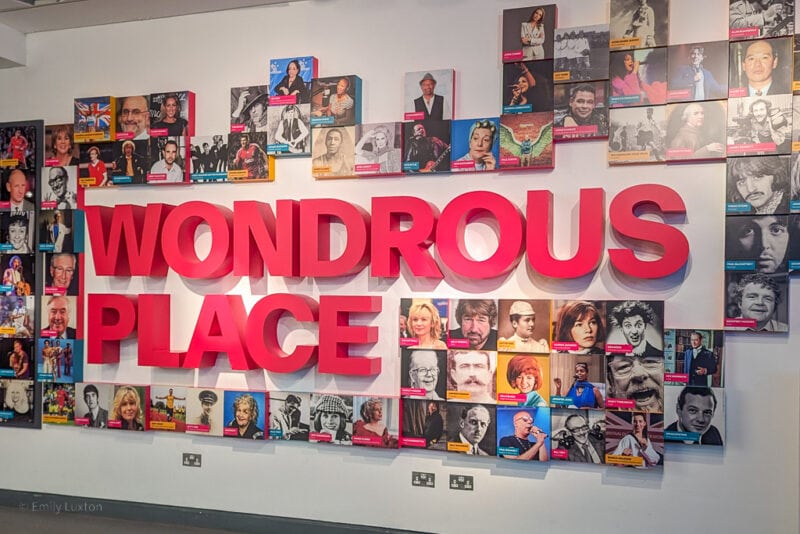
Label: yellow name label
xmin=609 ymin=37 xmax=641 ymax=49
xmin=446 ymin=390 xmax=471 ymax=400
xmin=605 ymin=454 xmax=644 ymax=466
xmin=608 ymin=150 xmax=651 ymax=162
xmin=226 ymin=170 xmax=249 ymax=179
xmin=553 ymin=71 xmax=571 ymax=82
xmin=0 ymin=159 xmax=19 ymax=167
xmin=447 ymin=442 xmax=470 ymax=453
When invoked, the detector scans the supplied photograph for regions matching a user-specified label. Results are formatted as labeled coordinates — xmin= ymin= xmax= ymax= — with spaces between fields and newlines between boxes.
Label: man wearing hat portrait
xmin=194 ymin=389 xmax=221 ymax=434
xmin=499 ymin=301 xmax=549 ymax=353
xmin=111 ymin=140 xmax=147 ymax=184
xmin=231 ymin=87 xmax=269 ymax=133
xmin=414 ymin=72 xmax=450 ymax=121
xmin=82 ymin=384 xmax=108 ymax=428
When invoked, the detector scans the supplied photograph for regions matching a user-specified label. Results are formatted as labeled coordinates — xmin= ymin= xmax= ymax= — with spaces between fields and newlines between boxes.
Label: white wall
xmin=0 ymin=1 xmax=797 ymax=533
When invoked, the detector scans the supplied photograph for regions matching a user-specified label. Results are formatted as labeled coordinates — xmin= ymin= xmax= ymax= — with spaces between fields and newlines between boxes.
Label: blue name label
xmin=0 ymin=285 xmax=11 ymax=292
xmin=502 ymin=104 xmax=532 ymax=114
xmin=38 ymin=244 xmax=55 ymax=252
xmin=550 ymin=396 xmax=573 ymax=406
xmin=789 ymin=260 xmax=800 ymax=271
xmin=498 ymin=446 xmax=520 ymax=457
xmin=0 ymin=369 xmax=15 ymax=377
xmin=664 ymin=430 xmax=700 ymax=442
xmin=39 ymin=373 xmax=54 ymax=381
xmin=310 ymin=116 xmax=334 ymax=126
xmin=726 ymin=202 xmax=751 ymax=213
xmin=190 ymin=172 xmax=227 ymax=182
xmin=609 ymin=95 xmax=642 ymax=105
xmin=112 ymin=176 xmax=132 ymax=184
xmin=268 ymin=429 xmax=283 ymax=438
xmin=0 ymin=244 xmax=12 ymax=252
xmin=402 ymin=161 xmax=420 ymax=171
xmin=725 ymin=260 xmax=755 ymax=271
xmin=266 ymin=143 xmax=289 ymax=153
xmin=790 ymin=200 xmax=800 ymax=211
xmin=0 ymin=410 xmax=13 ymax=419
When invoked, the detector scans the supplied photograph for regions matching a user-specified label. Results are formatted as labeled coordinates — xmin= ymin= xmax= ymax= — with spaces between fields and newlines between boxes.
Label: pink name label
xmin=107 ymin=420 xmax=122 ymax=429
xmin=269 ymin=95 xmax=297 ymax=106
xmin=497 ymin=393 xmax=526 ymax=403
xmin=554 ymin=125 xmax=598 ymax=136
xmin=605 ymin=344 xmax=632 ymax=354
xmin=447 ymin=338 xmax=470 ymax=348
xmin=310 ymin=431 xmax=332 ymax=442
xmin=667 ymin=89 xmax=690 ymax=100
xmin=551 ymin=448 xmax=568 ymax=459
xmin=500 ymin=156 xmax=520 ymax=165
xmin=0 ymin=201 xmax=9 ymax=209
xmin=115 ymin=132 xmax=134 ymax=140
xmin=40 ymin=328 xmax=57 ymax=337
xmin=728 ymin=87 xmax=747 ymax=98
xmin=451 ymin=160 xmax=475 ymax=170
xmin=230 ymin=124 xmax=246 ymax=133
xmin=664 ymin=372 xmax=688 ymax=383
xmin=44 ymin=285 xmax=67 ymax=296
xmin=606 ymin=397 xmax=635 ymax=409
xmin=724 ymin=317 xmax=757 ymax=328
xmin=727 ymin=142 xmax=776 ymax=155
xmin=74 ymin=417 xmax=89 ymax=426
xmin=352 ymin=435 xmax=381 ymax=446
xmin=41 ymin=201 xmax=57 ymax=209
xmin=44 ymin=158 xmax=60 ymax=166
xmin=147 ymin=173 xmax=167 ymax=181
xmin=404 ymin=112 xmax=425 ymax=121
xmin=552 ymin=341 xmax=579 ymax=351
xmin=401 ymin=387 xmax=426 ymax=397
xmin=150 ymin=128 xmax=168 ymax=137
xmin=666 ymin=148 xmax=694 ymax=158
xmin=355 ymin=163 xmax=380 ymax=173
xmin=503 ymin=50 xmax=523 ymax=61
xmin=185 ymin=423 xmax=209 ymax=433
xmin=729 ymin=27 xmax=760 ymax=39
xmin=400 ymin=437 xmax=426 ymax=448
xmin=399 ymin=338 xmax=419 ymax=347
xmin=223 ymin=428 xmax=238 ymax=436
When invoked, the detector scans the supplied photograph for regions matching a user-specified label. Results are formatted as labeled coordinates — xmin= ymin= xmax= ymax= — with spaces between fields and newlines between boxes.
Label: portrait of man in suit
xmin=683 ymin=332 xmax=718 ymax=386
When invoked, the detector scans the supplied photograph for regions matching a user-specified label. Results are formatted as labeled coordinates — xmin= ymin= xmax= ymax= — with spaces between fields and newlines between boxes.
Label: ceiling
xmin=0 ymin=0 xmax=300 ymax=34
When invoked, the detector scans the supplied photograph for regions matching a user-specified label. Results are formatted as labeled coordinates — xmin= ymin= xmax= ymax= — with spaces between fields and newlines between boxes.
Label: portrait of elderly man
xmin=448 ymin=299 xmax=498 ymax=351
xmin=608 ymin=300 xmax=663 ymax=356
xmin=498 ymin=409 xmax=548 ymax=461
xmin=666 ymin=386 xmax=723 ymax=445
xmin=447 ymin=350 xmax=496 ymax=403
xmin=555 ymin=412 xmax=605 ymax=463
xmin=727 ymin=155 xmax=790 ymax=214
xmin=448 ymin=404 xmax=495 ymax=456
xmin=42 ymin=166 xmax=77 ymax=210
xmin=727 ymin=272 xmax=788 ymax=331
xmin=606 ymin=351 xmax=664 ymax=412
xmin=499 ymin=301 xmax=549 ymax=353
xmin=117 ymin=95 xmax=150 ymax=140
xmin=726 ymin=215 xmax=790 ymax=274
xmin=404 ymin=349 xmax=444 ymax=400
xmin=666 ymin=102 xmax=726 ymax=159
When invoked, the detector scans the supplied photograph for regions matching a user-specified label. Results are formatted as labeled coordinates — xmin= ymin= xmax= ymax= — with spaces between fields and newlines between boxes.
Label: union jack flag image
xmin=74 ymin=98 xmax=112 ymax=133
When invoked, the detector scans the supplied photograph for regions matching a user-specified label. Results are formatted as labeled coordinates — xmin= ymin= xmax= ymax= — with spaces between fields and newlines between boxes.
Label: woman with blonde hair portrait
xmin=48 ymin=124 xmax=79 ymax=166
xmin=111 ymin=385 xmax=144 ymax=431
xmin=226 ymin=393 xmax=264 ymax=439
xmin=406 ymin=300 xmax=447 ymax=349
xmin=354 ymin=397 xmax=397 ymax=448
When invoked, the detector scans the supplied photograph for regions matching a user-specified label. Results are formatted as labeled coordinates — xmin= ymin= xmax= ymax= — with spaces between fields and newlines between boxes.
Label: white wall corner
xmin=0 ymin=21 xmax=25 ymax=68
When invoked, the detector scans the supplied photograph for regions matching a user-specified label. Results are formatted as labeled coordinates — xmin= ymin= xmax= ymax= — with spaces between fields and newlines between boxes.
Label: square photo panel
xmin=0 ymin=378 xmax=36 ymax=426
xmin=74 ymin=382 xmax=113 ymax=428
xmin=793 ymin=95 xmax=800 ymax=150
xmin=0 ymin=167 xmax=35 ymax=212
xmin=149 ymin=91 xmax=194 ymax=137
xmin=554 ymin=82 xmax=608 ymax=141
xmin=791 ymin=153 xmax=800 ymax=211
xmin=0 ymin=295 xmax=33 ymax=339
xmin=499 ymin=112 xmax=554 ymax=169
xmin=185 ymin=387 xmax=224 ymax=436
xmin=42 ymin=383 xmax=75 ymax=425
xmin=400 ymin=347 xmax=446 ymax=400
xmin=38 ymin=210 xmax=74 ymax=253
xmin=605 ymin=411 xmax=664 ymax=468
xmin=724 ymin=271 xmax=789 ymax=331
xmin=269 ymin=56 xmax=317 ymax=106
xmin=78 ymin=143 xmax=113 ymax=188
xmin=501 ymin=5 xmax=557 ymax=62
xmin=1 ymin=123 xmax=39 ymax=171
xmin=667 ymin=41 xmax=729 ymax=102
xmin=44 ymin=123 xmax=79 ymax=167
xmin=40 ymin=165 xmax=78 ymax=210
xmin=553 ymin=25 xmax=610 ymax=83
xmin=110 ymin=139 xmax=149 ymax=185
xmin=727 ymin=95 xmax=793 ymax=156
xmin=728 ymin=37 xmax=793 ymax=97
xmin=188 ymin=135 xmax=228 ymax=182
xmin=39 ymin=294 xmax=75 ymax=340
xmin=497 ymin=299 xmax=551 ymax=353
xmin=726 ymin=154 xmax=791 ymax=214
xmin=609 ymin=48 xmax=667 ymax=108
xmin=605 ymin=300 xmax=665 ymax=356
xmin=608 ymin=106 xmax=666 ymax=164
xmin=609 ymin=0 xmax=668 ymax=50
xmin=401 ymin=398 xmax=447 ymax=450
xmin=446 ymin=349 xmax=497 ymax=404
xmin=402 ymin=120 xmax=451 ymax=173
xmin=149 ymin=385 xmax=187 ymax=432
xmin=663 ymin=329 xmax=724 ymax=387
xmin=446 ymin=403 xmax=496 ymax=456
xmin=148 ymin=136 xmax=188 ymax=184
xmin=310 ymin=126 xmax=355 ymax=179
xmin=496 ymin=405 xmax=550 ymax=461
xmin=790 ymin=213 xmax=800 ymax=271
xmin=795 ymin=41 xmax=800 ymax=94
xmin=108 ymin=385 xmax=148 ymax=431
xmin=730 ymin=0 xmax=794 ymax=41
xmin=352 ymin=396 xmax=399 ymax=448
xmin=0 ymin=252 xmax=34 ymax=297
xmin=222 ymin=390 xmax=266 ymax=440
xmin=403 ymin=69 xmax=454 ymax=121
xmin=450 ymin=118 xmax=500 ymax=173
xmin=268 ymin=392 xmax=310 ymax=441
xmin=726 ymin=214 xmax=791 ymax=274
xmin=665 ymin=101 xmax=727 ymax=162
xmin=400 ymin=298 xmax=449 ymax=349
xmin=230 ymin=86 xmax=269 ymax=133
xmin=0 ymin=338 xmax=33 ymax=379
xmin=496 ymin=353 xmax=549 ymax=406
xmin=310 ymin=75 xmax=361 ymax=127
xmin=37 ymin=338 xmax=81 ymax=383
xmin=448 ymin=298 xmax=498 ymax=351
xmin=550 ymin=352 xmax=606 ymax=409
xmin=73 ymin=96 xmax=115 ymax=143
xmin=551 ymin=300 xmax=607 ymax=354
xmin=266 ymin=104 xmax=311 ymax=157
xmin=116 ymin=95 xmax=150 ymax=141
xmin=227 ymin=132 xmax=274 ymax=182
xmin=309 ymin=393 xmax=353 ymax=445
xmin=502 ymin=61 xmax=554 ymax=114
xmin=0 ymin=211 xmax=34 ymax=254
xmin=550 ymin=408 xmax=606 ymax=463
xmin=664 ymin=386 xmax=725 ymax=446
xmin=354 ymin=122 xmax=403 ymax=176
